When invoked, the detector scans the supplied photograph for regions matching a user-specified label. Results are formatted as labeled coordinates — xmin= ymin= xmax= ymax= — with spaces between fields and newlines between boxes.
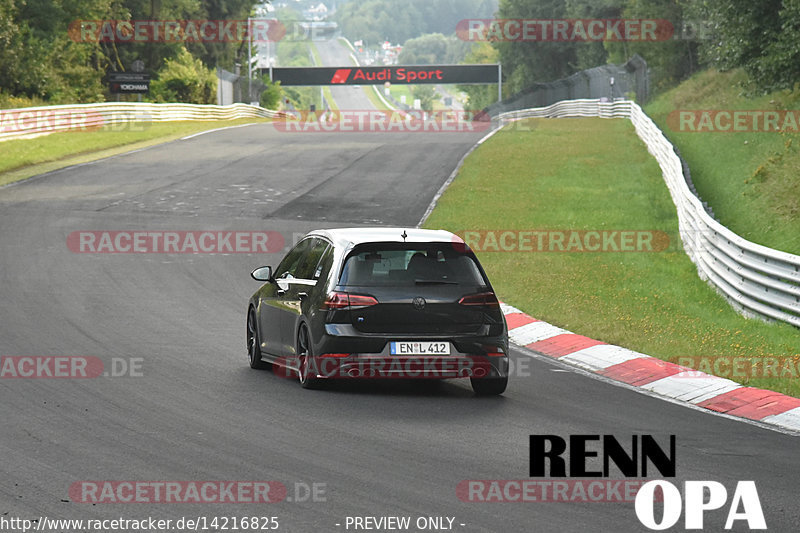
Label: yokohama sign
xmin=266 ymin=65 xmax=500 ymax=86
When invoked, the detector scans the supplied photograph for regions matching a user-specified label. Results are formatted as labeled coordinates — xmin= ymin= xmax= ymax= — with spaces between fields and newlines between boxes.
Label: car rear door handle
xmin=277 ymin=289 xmax=286 ymax=296
xmin=298 ymin=292 xmax=308 ymax=300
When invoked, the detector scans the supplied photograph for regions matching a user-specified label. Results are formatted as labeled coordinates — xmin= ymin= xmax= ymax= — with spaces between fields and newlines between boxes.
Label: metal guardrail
xmin=0 ymin=102 xmax=287 ymax=142
xmin=497 ymin=99 xmax=800 ymax=327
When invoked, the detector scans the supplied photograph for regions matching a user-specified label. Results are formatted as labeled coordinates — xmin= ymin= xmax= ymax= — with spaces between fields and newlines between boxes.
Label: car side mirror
xmin=251 ymin=266 xmax=274 ymax=282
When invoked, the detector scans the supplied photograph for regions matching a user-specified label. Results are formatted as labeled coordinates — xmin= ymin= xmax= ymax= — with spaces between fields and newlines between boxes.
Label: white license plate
xmin=390 ymin=341 xmax=450 ymax=355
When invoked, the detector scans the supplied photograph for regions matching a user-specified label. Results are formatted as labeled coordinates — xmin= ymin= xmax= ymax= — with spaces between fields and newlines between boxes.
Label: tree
xmin=398 ymin=33 xmax=449 ymax=64
xmin=334 ymin=0 xmax=497 ymax=48
xmin=413 ymin=84 xmax=438 ymax=109
xmin=260 ymin=78 xmax=282 ymax=109
xmin=494 ymin=0 xmax=578 ymax=94
xmin=604 ymin=0 xmax=700 ymax=91
xmin=149 ymin=47 xmax=216 ymax=104
xmin=757 ymin=0 xmax=800 ymax=90
xmin=564 ymin=0 xmax=623 ymax=71
xmin=458 ymin=41 xmax=499 ymax=111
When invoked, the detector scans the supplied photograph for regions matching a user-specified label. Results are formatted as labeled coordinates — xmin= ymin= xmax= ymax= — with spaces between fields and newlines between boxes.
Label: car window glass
xmin=275 ymin=238 xmax=311 ymax=279
xmin=295 ymin=239 xmax=330 ymax=280
xmin=338 ymin=244 xmax=486 ymax=286
xmin=313 ymin=244 xmax=334 ymax=282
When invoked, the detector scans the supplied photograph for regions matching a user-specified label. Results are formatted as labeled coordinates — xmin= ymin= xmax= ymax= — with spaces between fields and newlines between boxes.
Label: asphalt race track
xmin=1 ymin=39 xmax=799 ymax=533
xmin=2 ymin=113 xmax=800 ymax=533
xmin=313 ymin=38 xmax=375 ymax=111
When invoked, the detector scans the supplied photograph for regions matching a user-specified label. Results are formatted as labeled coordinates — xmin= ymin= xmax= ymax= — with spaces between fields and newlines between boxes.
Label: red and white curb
xmin=501 ymin=303 xmax=800 ymax=434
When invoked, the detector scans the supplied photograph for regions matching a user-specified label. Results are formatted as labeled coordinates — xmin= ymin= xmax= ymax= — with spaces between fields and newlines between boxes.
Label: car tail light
xmin=324 ymin=291 xmax=378 ymax=310
xmin=458 ymin=291 xmax=500 ymax=307
xmin=320 ymin=353 xmax=349 ymax=358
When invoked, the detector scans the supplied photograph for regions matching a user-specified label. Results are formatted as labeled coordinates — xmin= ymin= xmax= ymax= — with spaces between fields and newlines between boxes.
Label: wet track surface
xmin=1 ymin=39 xmax=798 ymax=533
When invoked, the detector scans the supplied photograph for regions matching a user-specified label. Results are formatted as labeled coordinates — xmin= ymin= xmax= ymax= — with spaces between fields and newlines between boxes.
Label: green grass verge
xmin=338 ymin=37 xmax=356 ymax=53
xmin=389 ymin=85 xmax=447 ymax=111
xmin=362 ymin=86 xmax=394 ymax=111
xmin=322 ymin=87 xmax=339 ymax=111
xmin=645 ymin=69 xmax=800 ymax=254
xmin=423 ymin=117 xmax=800 ymax=397
xmin=390 ymin=85 xmax=414 ymax=105
xmin=0 ymin=118 xmax=273 ymax=188
xmin=309 ymin=42 xmax=323 ymax=67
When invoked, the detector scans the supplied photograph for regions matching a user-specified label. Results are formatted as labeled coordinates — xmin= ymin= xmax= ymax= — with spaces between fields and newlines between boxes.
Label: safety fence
xmin=0 ymin=102 xmax=287 ymax=142
xmin=497 ymin=99 xmax=800 ymax=327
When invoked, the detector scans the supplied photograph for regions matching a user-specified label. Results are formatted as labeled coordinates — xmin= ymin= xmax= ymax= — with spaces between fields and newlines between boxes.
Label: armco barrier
xmin=0 ymin=102 xmax=287 ymax=142
xmin=496 ymin=99 xmax=800 ymax=327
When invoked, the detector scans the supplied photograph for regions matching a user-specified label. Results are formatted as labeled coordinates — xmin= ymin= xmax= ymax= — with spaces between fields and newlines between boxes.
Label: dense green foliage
xmin=687 ymin=0 xmax=800 ymax=92
xmin=149 ymin=48 xmax=216 ymax=103
xmin=334 ymin=0 xmax=497 ymax=46
xmin=0 ymin=0 xmax=252 ymax=105
xmin=273 ymin=11 xmax=320 ymax=112
xmin=645 ymin=68 xmax=800 ymax=255
xmin=456 ymin=41 xmax=499 ymax=111
xmin=411 ymin=85 xmax=438 ymax=109
xmin=5 ymin=0 xmax=800 ymax=106
xmin=397 ymin=33 xmax=471 ymax=65
xmin=493 ymin=0 xmax=702 ymax=94
xmin=259 ymin=78 xmax=282 ymax=109
xmin=493 ymin=0 xmax=800 ymax=97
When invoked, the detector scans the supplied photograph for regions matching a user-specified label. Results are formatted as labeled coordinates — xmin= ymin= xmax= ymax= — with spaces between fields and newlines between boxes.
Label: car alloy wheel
xmin=297 ymin=325 xmax=320 ymax=389
xmin=247 ymin=308 xmax=269 ymax=369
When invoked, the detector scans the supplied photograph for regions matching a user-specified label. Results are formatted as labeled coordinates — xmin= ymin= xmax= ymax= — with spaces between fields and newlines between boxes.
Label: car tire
xmin=247 ymin=308 xmax=270 ymax=369
xmin=297 ymin=325 xmax=321 ymax=390
xmin=471 ymin=375 xmax=507 ymax=396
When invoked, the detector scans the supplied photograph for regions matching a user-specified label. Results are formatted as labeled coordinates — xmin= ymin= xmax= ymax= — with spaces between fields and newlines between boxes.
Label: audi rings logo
xmin=412 ymin=297 xmax=426 ymax=311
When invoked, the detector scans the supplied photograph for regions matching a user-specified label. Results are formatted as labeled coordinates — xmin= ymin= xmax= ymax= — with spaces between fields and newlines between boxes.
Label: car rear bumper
xmin=306 ymin=353 xmax=509 ymax=380
xmin=284 ymin=322 xmax=510 ymax=380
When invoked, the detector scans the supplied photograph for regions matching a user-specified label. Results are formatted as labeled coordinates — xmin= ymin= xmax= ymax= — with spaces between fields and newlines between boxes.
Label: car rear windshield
xmin=338 ymin=243 xmax=487 ymax=287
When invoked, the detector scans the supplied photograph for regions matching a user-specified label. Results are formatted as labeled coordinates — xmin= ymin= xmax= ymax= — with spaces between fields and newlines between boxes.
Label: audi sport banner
xmin=266 ymin=65 xmax=500 ymax=86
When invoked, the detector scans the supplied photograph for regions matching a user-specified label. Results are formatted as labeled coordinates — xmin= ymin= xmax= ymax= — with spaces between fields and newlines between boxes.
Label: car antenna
xmin=401 ymin=230 xmax=407 ymax=242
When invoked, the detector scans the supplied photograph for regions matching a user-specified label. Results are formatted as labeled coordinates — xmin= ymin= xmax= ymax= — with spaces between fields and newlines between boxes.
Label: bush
xmin=259 ymin=78 xmax=282 ymax=110
xmin=149 ymin=48 xmax=217 ymax=104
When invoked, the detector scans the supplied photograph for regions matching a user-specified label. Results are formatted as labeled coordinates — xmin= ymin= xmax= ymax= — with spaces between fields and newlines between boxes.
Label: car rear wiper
xmin=414 ymin=279 xmax=459 ymax=285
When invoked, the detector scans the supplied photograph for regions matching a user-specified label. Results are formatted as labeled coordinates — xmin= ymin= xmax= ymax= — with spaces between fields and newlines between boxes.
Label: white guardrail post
xmin=496 ymin=99 xmax=800 ymax=328
xmin=0 ymin=102 xmax=288 ymax=142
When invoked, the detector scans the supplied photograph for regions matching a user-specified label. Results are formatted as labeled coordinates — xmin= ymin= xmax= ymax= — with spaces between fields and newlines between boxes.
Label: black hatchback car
xmin=246 ymin=228 xmax=509 ymax=394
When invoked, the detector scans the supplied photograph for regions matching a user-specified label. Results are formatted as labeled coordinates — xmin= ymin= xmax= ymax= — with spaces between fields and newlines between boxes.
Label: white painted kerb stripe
xmin=509 ymin=321 xmax=569 ymax=346
xmin=761 ymin=407 xmax=800 ymax=430
xmin=560 ymin=344 xmax=644 ymax=372
xmin=500 ymin=302 xmax=523 ymax=316
xmin=641 ymin=375 xmax=742 ymax=404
